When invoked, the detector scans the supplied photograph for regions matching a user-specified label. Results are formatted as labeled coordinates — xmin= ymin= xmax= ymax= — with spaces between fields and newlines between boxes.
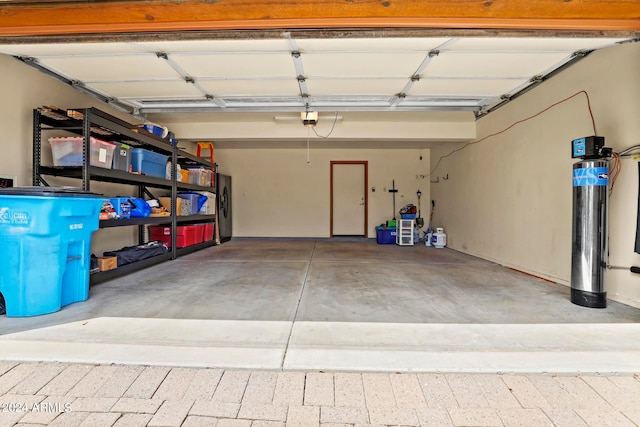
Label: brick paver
xmin=212 ymin=371 xmax=250 ymax=404
xmin=417 ymin=373 xmax=459 ymax=410
xmin=389 ymin=374 xmax=427 ymax=409
xmin=66 ymin=365 xmax=120 ymax=398
xmin=415 ymin=408 xmax=454 ymax=426
xmin=216 ymin=419 xmax=251 ymax=427
xmin=542 ymin=408 xmax=589 ymax=426
xmin=286 ymin=405 xmax=320 ymax=426
xmin=17 ymin=396 xmax=75 ymax=425
xmin=94 ymin=365 xmax=144 ymax=399
xmin=47 ymin=411 xmax=90 ymax=427
xmin=236 ymin=404 xmax=288 ymax=422
xmin=78 ymin=411 xmax=122 ymax=427
xmin=527 ymin=375 xmax=580 ymax=409
xmin=361 ymin=374 xmax=395 ymax=408
xmin=574 ymin=406 xmax=636 ymax=427
xmin=189 ymin=400 xmax=239 ymax=418
xmin=9 ymin=363 xmax=65 ymax=395
xmin=242 ymin=372 xmax=277 ymax=405
xmin=368 ymin=407 xmax=420 ymax=426
xmin=181 ymin=415 xmax=219 ymax=427
xmin=320 ymin=406 xmax=368 ymax=424
xmin=555 ymin=376 xmax=613 ymax=410
xmin=110 ymin=397 xmax=164 ymax=414
xmin=37 ymin=364 xmax=93 ymax=397
xmin=272 ymin=372 xmax=305 ymax=407
xmin=111 ymin=413 xmax=153 ymax=427
xmin=501 ymin=375 xmax=551 ymax=409
xmin=497 ymin=408 xmax=554 ymax=426
xmin=304 ymin=373 xmax=334 ymax=407
xmin=69 ymin=397 xmax=117 ymax=413
xmin=122 ymin=367 xmax=170 ymax=400
xmin=475 ymin=375 xmax=521 ymax=409
xmin=147 ymin=400 xmax=193 ymax=427
xmin=334 ymin=373 xmax=366 ymax=408
xmin=0 ymin=362 xmax=17 ymax=377
xmin=182 ymin=368 xmax=223 ymax=401
xmin=153 ymin=368 xmax=198 ymax=401
xmin=0 ymin=365 xmax=38 ymax=395
xmin=448 ymin=408 xmax=503 ymax=427
xmin=446 ymin=374 xmax=491 ymax=409
xmin=1 ymin=364 xmax=639 ymax=427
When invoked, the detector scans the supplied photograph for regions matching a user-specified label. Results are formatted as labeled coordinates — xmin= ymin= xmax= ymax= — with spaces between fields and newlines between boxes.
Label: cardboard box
xmin=97 ymin=256 xmax=117 ymax=271
xmin=159 ymin=196 xmax=181 ymax=215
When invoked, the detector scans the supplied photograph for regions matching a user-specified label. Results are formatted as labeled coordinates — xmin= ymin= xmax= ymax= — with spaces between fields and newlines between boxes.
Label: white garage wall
xmin=0 ymin=54 xmax=140 ymax=255
xmin=430 ymin=41 xmax=640 ymax=308
xmin=216 ymin=141 xmax=431 ymax=238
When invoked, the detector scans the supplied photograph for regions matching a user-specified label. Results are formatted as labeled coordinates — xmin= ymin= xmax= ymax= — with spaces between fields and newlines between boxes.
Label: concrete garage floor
xmin=1 ymin=239 xmax=640 ymax=373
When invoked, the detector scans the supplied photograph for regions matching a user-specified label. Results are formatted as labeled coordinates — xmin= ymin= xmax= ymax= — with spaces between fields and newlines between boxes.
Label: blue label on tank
xmin=573 ymin=167 xmax=608 ymax=187
xmin=0 ymin=208 xmax=31 ymax=226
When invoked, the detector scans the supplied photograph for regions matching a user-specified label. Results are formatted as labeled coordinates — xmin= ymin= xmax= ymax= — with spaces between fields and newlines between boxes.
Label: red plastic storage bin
xmin=193 ymin=224 xmax=205 ymax=244
xmin=149 ymin=225 xmax=201 ymax=248
xmin=203 ymin=223 xmax=214 ymax=241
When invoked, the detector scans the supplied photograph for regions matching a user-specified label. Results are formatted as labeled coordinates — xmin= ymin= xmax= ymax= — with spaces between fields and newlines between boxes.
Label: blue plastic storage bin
xmin=109 ymin=197 xmax=131 ymax=219
xmin=0 ymin=187 xmax=104 ymax=317
xmin=376 ymin=226 xmax=397 ymax=244
xmin=131 ymin=148 xmax=168 ymax=179
xmin=177 ymin=193 xmax=201 ymax=215
xmin=141 ymin=123 xmax=168 ymax=138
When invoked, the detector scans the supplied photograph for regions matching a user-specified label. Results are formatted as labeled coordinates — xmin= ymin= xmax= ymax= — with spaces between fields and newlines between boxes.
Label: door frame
xmin=330 ymin=160 xmax=368 ymax=237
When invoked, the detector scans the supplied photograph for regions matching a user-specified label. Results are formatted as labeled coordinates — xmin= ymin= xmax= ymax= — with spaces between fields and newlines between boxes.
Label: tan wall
xmin=430 ymin=42 xmax=640 ymax=308
xmin=0 ymin=54 xmax=139 ymax=255
xmin=163 ymin=111 xmax=476 ymax=142
xmin=215 ymin=141 xmax=431 ymax=238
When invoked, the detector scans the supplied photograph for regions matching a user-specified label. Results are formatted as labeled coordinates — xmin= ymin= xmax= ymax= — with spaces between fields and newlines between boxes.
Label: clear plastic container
xmin=187 ymin=168 xmax=206 ymax=186
xmin=49 ymin=136 xmax=116 ymax=169
xmin=186 ymin=168 xmax=213 ymax=187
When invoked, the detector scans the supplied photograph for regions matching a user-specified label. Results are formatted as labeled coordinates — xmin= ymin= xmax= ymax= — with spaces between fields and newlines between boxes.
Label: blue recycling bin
xmin=0 ymin=187 xmax=104 ymax=317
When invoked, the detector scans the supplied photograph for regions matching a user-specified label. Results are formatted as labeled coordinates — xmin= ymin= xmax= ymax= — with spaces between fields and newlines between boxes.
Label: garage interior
xmin=0 ymin=1 xmax=639 ymax=375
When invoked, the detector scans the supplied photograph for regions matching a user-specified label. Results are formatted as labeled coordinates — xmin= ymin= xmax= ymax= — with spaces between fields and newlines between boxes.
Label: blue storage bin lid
xmin=0 ymin=186 xmax=102 ymax=197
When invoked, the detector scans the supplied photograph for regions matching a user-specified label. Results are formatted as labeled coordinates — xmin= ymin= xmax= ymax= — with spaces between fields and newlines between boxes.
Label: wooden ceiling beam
xmin=0 ymin=0 xmax=638 ymax=37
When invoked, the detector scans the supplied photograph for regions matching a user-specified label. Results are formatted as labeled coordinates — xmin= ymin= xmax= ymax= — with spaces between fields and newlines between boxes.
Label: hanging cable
xmin=609 ymin=152 xmax=621 ymax=195
xmin=306 ymin=125 xmax=311 ymax=164
xmin=607 ymin=143 xmax=640 ymax=195
xmin=312 ymin=111 xmax=340 ymax=138
xmin=619 ymin=144 xmax=640 ymax=157
xmin=428 ymin=90 xmax=598 ymax=177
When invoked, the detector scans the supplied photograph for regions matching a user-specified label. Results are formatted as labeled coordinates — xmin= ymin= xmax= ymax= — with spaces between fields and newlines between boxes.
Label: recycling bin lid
xmin=0 ymin=186 xmax=103 ymax=197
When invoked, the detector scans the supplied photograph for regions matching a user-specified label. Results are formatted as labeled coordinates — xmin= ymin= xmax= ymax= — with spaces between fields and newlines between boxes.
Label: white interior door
xmin=332 ymin=163 xmax=365 ymax=236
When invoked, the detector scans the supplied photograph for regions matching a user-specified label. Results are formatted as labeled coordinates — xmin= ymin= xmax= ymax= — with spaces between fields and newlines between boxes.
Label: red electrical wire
xmin=428 ymin=90 xmax=598 ymax=176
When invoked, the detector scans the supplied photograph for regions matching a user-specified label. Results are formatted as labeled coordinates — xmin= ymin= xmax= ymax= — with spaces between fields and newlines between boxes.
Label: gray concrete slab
xmin=2 ymin=239 xmax=640 ymax=334
xmin=1 ymin=239 xmax=639 ymax=373
xmin=298 ymin=245 xmax=640 ymax=324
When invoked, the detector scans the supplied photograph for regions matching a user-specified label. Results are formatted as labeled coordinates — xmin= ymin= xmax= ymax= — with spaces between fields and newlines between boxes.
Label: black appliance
xmin=216 ymin=173 xmax=232 ymax=243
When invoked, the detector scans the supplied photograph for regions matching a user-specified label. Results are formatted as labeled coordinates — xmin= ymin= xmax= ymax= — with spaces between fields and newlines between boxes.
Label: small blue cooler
xmin=109 ymin=197 xmax=132 ymax=219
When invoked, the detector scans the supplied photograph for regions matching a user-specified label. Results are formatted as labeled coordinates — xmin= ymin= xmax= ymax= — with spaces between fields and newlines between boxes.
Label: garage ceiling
xmin=0 ymin=35 xmax=633 ymax=119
